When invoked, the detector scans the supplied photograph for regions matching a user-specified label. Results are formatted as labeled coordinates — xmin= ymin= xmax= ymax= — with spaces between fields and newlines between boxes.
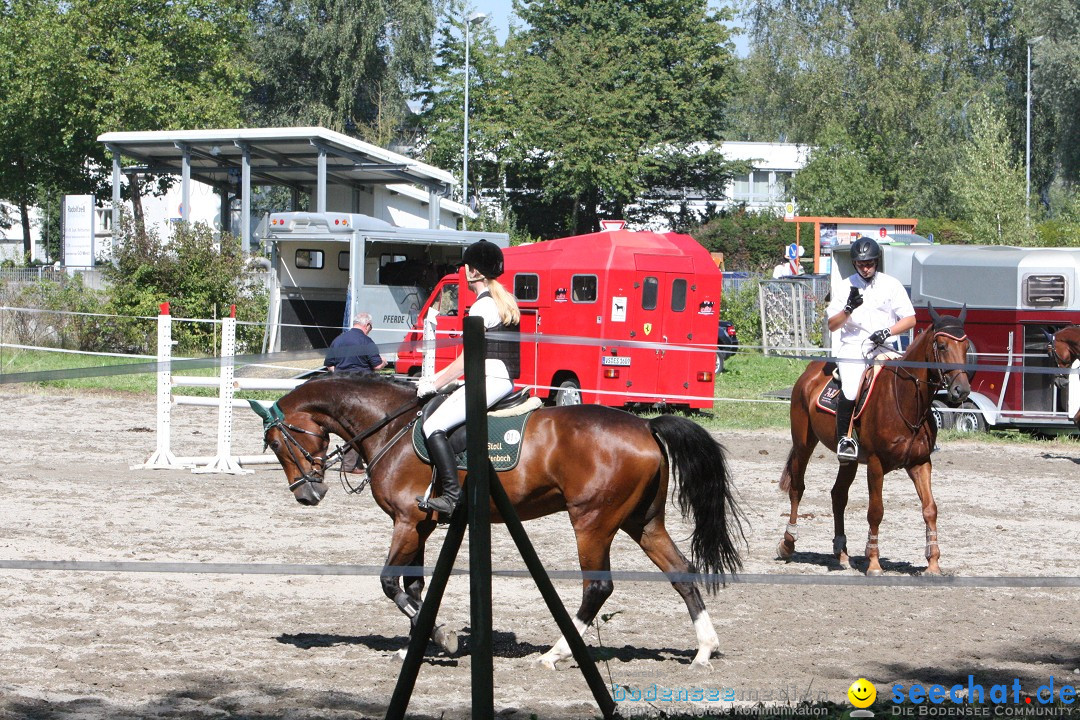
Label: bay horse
xmin=1045 ymin=325 xmax=1080 ymax=428
xmin=252 ymin=374 xmax=744 ymax=667
xmin=776 ymin=305 xmax=971 ymax=576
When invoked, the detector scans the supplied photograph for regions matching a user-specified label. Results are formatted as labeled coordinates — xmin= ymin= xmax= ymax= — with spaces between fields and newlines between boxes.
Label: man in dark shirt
xmin=324 ymin=312 xmax=387 ymax=374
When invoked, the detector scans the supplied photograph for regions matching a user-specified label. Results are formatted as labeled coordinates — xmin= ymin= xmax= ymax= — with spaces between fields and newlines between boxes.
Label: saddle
xmin=815 ymin=351 xmax=901 ymax=419
xmin=412 ymin=388 xmax=542 ymax=472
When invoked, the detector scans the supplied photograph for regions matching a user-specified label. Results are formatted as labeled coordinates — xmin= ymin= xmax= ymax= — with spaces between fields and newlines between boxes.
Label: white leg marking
xmin=691 ymin=611 xmax=720 ymax=668
xmin=536 ymin=616 xmax=588 ymax=670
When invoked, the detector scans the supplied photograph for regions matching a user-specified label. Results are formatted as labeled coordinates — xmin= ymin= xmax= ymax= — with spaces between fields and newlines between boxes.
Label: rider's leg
xmin=836 ymin=354 xmax=862 ymax=462
xmin=418 ymin=389 xmax=467 ymax=516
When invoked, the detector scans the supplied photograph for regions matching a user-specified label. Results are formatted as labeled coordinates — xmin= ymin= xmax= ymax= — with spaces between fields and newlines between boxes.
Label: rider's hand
xmin=416 ymin=375 xmax=437 ymax=398
xmin=869 ymin=328 xmax=891 ymax=346
xmin=844 ymin=286 xmax=864 ymax=314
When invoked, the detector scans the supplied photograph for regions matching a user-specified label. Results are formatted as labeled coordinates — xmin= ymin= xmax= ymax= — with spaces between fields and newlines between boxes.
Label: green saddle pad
xmin=412 ymin=410 xmax=534 ymax=472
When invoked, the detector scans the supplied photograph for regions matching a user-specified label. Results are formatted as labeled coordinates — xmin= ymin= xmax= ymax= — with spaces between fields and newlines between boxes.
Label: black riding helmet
xmin=851 ymin=236 xmax=882 ymax=263
xmin=462 ymin=239 xmax=504 ymax=279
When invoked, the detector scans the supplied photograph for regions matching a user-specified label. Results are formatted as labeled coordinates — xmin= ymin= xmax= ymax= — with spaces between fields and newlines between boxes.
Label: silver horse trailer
xmin=262 ymin=211 xmax=508 ymax=360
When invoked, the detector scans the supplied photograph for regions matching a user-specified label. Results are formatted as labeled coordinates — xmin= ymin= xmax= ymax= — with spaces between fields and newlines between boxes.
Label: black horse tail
xmin=649 ymin=415 xmax=746 ymax=591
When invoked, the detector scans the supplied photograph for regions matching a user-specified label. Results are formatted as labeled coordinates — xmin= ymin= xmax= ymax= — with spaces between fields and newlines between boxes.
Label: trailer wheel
xmin=555 ymin=380 xmax=582 ymax=406
xmin=931 ymin=400 xmax=953 ymax=431
xmin=953 ymin=401 xmax=986 ymax=433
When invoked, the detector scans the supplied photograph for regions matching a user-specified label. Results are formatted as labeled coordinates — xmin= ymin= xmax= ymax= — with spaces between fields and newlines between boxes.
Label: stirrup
xmin=837 ymin=437 xmax=859 ymax=463
xmin=417 ymin=493 xmax=458 ymax=519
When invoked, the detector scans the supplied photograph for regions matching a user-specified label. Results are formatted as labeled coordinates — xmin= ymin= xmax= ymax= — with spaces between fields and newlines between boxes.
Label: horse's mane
xmin=286 ymin=373 xmax=416 ymax=417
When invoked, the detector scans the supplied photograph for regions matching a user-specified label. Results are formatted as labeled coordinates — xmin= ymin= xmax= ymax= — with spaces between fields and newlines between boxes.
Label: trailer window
xmin=295 ymin=249 xmax=324 ymax=269
xmin=1022 ymin=274 xmax=1066 ymax=307
xmin=337 ymin=252 xmax=349 ymax=271
xmin=572 ymin=275 xmax=597 ymax=303
xmin=671 ymin=278 xmax=687 ymax=312
xmin=642 ymin=277 xmax=659 ymax=310
xmin=514 ymin=274 xmax=539 ymax=302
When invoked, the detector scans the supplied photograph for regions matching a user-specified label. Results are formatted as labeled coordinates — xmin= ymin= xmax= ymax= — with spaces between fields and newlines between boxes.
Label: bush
xmin=101 ymin=216 xmax=268 ymax=355
xmin=723 ymin=275 xmax=763 ymax=348
xmin=0 ymin=273 xmax=108 ymax=351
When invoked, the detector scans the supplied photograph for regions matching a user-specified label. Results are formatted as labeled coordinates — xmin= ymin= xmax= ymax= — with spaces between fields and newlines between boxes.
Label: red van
xmin=396 ymin=226 xmax=722 ymax=410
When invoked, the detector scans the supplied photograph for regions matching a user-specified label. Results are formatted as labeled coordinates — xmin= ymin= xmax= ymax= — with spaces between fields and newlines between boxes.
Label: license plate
xmin=601 ymin=356 xmax=631 ymax=367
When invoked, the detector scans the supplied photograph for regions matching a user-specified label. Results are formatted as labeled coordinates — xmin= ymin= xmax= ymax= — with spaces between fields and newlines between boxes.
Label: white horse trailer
xmin=262 ymin=211 xmax=508 ymax=360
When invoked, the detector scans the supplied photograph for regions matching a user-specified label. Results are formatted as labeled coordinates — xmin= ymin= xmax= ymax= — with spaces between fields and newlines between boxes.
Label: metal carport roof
xmin=97 ymin=126 xmax=458 ymax=242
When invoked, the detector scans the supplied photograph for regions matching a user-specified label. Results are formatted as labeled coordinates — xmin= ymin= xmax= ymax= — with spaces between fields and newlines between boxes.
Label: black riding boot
xmin=417 ymin=430 xmax=461 ymax=517
xmin=835 ymin=396 xmax=859 ymax=463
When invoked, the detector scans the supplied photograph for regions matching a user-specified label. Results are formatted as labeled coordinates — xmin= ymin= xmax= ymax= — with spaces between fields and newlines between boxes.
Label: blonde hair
xmin=485 ymin=278 xmax=520 ymax=325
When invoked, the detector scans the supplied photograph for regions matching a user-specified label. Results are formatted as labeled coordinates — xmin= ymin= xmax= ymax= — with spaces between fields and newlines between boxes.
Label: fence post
xmin=138 ymin=303 xmax=187 ymax=469
xmin=194 ymin=305 xmax=250 ymax=475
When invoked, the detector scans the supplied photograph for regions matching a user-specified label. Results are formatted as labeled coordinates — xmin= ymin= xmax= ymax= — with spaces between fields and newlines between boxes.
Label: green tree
xmin=734 ymin=0 xmax=1016 ymax=218
xmin=504 ymin=0 xmax=739 ymax=236
xmin=949 ymin=99 xmax=1031 ymax=245
xmin=0 ymin=0 xmax=254 ymax=262
xmin=788 ymin=125 xmax=885 ymax=216
xmin=246 ymin=0 xmax=438 ymax=145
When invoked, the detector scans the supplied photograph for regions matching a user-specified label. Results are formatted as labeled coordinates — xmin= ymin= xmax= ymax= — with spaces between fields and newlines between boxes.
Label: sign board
xmin=783 ymin=200 xmax=796 ymax=221
xmin=611 ymin=296 xmax=627 ymax=322
xmin=600 ymin=220 xmax=626 ymax=232
xmin=62 ymin=194 xmax=95 ymax=267
xmin=785 ymin=243 xmax=804 ymax=261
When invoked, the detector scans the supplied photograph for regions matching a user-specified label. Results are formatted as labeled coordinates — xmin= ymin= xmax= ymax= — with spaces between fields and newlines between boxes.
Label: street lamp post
xmin=463 ymin=11 xmax=487 ymax=230
xmin=1026 ymin=35 xmax=1044 ymax=223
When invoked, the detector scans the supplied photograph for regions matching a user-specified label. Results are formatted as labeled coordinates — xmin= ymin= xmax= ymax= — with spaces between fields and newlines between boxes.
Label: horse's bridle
xmin=890 ymin=329 xmax=968 ymax=432
xmin=260 ymin=399 xmax=420 ymax=493
xmin=1047 ymin=333 xmax=1066 ymax=368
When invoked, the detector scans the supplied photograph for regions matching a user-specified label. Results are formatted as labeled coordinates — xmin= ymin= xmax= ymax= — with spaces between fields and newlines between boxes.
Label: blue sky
xmin=477 ymin=0 xmax=748 ymax=54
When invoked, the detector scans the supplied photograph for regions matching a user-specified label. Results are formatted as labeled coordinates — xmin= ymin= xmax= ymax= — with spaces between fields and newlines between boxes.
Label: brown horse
xmin=776 ymin=305 xmax=971 ymax=576
xmin=1045 ymin=326 xmax=1080 ymax=428
xmin=251 ymin=375 xmax=744 ymax=667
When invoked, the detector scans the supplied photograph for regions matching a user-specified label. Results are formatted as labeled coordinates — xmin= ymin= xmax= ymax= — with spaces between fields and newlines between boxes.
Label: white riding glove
xmin=416 ymin=375 xmax=437 ymax=398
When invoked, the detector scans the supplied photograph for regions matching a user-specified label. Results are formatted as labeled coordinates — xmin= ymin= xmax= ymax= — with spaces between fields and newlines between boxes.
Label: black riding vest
xmin=477 ymin=291 xmax=521 ymax=380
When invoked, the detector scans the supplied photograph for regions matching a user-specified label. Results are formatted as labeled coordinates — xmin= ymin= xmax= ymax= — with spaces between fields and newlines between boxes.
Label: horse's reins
xmin=263 ymin=399 xmax=419 ymax=492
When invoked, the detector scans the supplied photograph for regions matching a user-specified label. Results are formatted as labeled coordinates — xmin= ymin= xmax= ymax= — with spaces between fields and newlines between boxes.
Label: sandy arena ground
xmin=1 ymin=387 xmax=1078 ymax=719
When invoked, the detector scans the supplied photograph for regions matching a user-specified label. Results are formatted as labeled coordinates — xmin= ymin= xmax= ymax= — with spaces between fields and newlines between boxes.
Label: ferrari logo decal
xmin=643 ymin=323 xmax=653 ymax=336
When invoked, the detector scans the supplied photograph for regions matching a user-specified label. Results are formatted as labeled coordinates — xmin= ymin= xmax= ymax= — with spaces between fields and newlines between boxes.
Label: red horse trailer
xmin=396 ymin=227 xmax=722 ymax=410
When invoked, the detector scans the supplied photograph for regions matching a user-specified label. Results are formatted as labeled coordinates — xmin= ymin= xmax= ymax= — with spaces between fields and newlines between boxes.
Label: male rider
xmin=826 ymin=236 xmax=915 ymax=462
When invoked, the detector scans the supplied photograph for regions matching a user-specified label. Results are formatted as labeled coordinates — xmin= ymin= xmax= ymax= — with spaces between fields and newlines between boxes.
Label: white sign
xmin=611 ymin=296 xmax=627 ymax=322
xmin=784 ymin=200 xmax=796 ymax=221
xmin=600 ymin=220 xmax=626 ymax=232
xmin=63 ymin=194 xmax=95 ymax=267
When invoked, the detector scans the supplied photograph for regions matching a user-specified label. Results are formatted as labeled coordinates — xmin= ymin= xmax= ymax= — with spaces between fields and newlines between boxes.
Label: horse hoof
xmin=836 ymin=552 xmax=850 ymax=569
xmin=433 ymin=624 xmax=458 ymax=655
xmin=866 ymin=568 xmax=884 ymax=577
xmin=776 ymin=539 xmax=795 ymax=560
xmin=394 ymin=648 xmax=408 ymax=661
xmin=923 ymin=565 xmax=943 ymax=576
xmin=535 ymin=656 xmax=558 ymax=670
xmin=691 ymin=658 xmax=714 ymax=670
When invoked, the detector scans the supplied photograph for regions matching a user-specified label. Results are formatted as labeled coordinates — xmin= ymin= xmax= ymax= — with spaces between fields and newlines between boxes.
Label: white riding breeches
xmin=422 ymin=362 xmax=514 ymax=437
xmin=836 ymin=341 xmax=889 ymax=400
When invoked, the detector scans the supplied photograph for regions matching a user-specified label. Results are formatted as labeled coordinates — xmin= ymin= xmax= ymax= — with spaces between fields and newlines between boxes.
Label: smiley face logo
xmin=848 ymin=678 xmax=876 ymax=708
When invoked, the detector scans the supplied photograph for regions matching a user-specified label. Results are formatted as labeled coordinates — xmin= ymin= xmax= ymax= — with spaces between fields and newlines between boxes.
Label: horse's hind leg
xmin=777 ymin=435 xmax=818 ymax=560
xmin=906 ymin=461 xmax=941 ymax=575
xmin=536 ymin=528 xmax=616 ymax=670
xmin=631 ymin=520 xmax=721 ymax=668
xmin=830 ymin=461 xmax=859 ymax=569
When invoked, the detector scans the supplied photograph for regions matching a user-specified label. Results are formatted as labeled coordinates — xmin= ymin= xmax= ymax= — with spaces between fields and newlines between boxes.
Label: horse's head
xmin=927 ymin=303 xmax=972 ymax=404
xmin=249 ymin=399 xmax=331 ymax=506
xmin=1044 ymin=327 xmax=1077 ymax=368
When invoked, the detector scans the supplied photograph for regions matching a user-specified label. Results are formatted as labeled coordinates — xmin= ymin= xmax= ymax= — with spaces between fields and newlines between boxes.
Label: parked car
xmin=716 ymin=320 xmax=739 ymax=373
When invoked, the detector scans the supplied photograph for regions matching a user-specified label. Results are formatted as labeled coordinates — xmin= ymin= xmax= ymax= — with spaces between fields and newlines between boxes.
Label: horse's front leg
xmin=906 ymin=461 xmax=941 ymax=575
xmin=829 ymin=461 xmax=859 ymax=569
xmin=380 ymin=522 xmax=457 ymax=656
xmin=864 ymin=457 xmax=886 ymax=576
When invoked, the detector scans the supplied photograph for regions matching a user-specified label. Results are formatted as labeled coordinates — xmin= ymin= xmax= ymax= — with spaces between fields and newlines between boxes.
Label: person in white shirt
xmin=825 ymin=236 xmax=916 ymax=462
xmin=414 ymin=239 xmax=521 ymax=518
